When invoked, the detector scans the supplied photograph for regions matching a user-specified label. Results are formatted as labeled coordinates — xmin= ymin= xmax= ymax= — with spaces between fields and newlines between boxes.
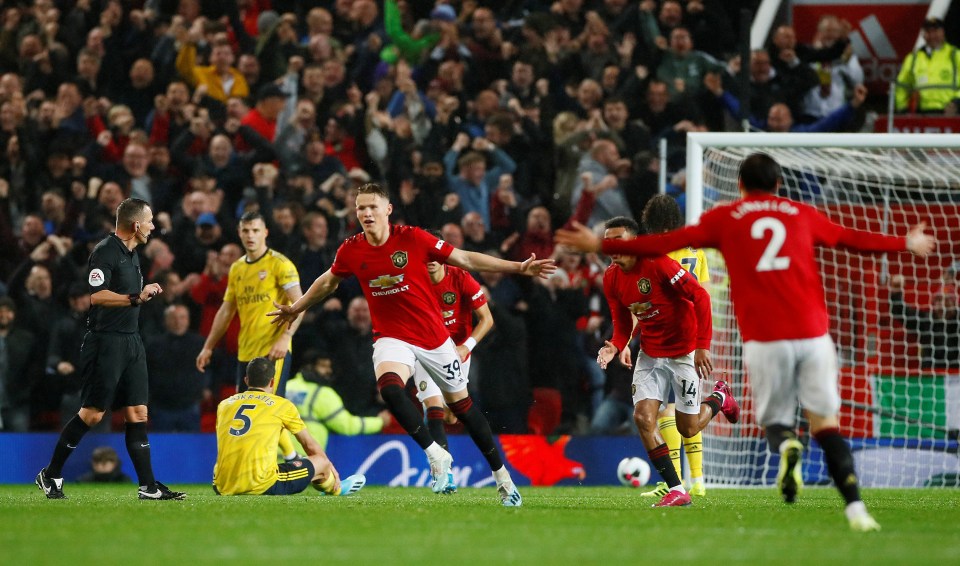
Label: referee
xmin=36 ymin=198 xmax=186 ymax=500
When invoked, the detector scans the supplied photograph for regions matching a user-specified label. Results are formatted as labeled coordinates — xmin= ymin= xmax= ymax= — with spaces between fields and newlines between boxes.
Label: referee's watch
xmin=129 ymin=293 xmax=141 ymax=306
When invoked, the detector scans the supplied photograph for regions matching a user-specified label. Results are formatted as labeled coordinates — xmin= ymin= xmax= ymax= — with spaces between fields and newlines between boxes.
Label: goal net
xmin=686 ymin=133 xmax=960 ymax=488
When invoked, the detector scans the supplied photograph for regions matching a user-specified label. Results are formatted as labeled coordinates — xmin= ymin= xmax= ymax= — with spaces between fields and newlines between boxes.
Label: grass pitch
xmin=3 ymin=485 xmax=958 ymax=564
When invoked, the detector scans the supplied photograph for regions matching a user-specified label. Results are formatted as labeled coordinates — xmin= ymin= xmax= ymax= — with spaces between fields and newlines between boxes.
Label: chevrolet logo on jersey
xmin=637 ymin=278 xmax=651 ymax=294
xmin=442 ymin=292 xmax=457 ymax=305
xmin=629 ymin=301 xmax=653 ymax=316
xmin=391 ymin=250 xmax=408 ymax=268
xmin=442 ymin=309 xmax=455 ymax=319
xmin=369 ymin=274 xmax=405 ymax=288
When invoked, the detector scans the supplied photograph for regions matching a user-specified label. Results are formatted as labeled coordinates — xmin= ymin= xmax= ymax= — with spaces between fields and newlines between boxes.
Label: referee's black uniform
xmin=79 ymin=234 xmax=149 ymax=410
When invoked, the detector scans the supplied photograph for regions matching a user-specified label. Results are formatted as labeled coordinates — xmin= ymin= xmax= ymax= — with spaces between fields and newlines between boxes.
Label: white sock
xmin=425 ymin=442 xmax=445 ymax=461
xmin=283 ymin=451 xmax=297 ymax=461
xmin=690 ymin=476 xmax=703 ymax=485
xmin=492 ymin=466 xmax=511 ymax=484
xmin=845 ymin=500 xmax=868 ymax=520
xmin=670 ymin=483 xmax=687 ymax=494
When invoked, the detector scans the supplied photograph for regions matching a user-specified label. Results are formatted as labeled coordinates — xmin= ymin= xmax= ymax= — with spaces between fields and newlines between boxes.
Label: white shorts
xmin=413 ymin=356 xmax=472 ymax=402
xmin=372 ymin=337 xmax=468 ymax=396
xmin=631 ymin=351 xmax=702 ymax=415
xmin=743 ymin=334 xmax=840 ymax=426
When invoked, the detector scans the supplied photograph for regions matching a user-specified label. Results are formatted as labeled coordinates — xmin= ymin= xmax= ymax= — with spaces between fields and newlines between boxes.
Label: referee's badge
xmin=442 ymin=292 xmax=457 ymax=305
xmin=258 ymin=270 xmax=267 ymax=281
xmin=88 ymin=269 xmax=105 ymax=286
xmin=631 ymin=384 xmax=636 ymax=396
xmin=637 ymin=278 xmax=651 ymax=294
xmin=419 ymin=381 xmax=428 ymax=392
xmin=391 ymin=250 xmax=408 ymax=268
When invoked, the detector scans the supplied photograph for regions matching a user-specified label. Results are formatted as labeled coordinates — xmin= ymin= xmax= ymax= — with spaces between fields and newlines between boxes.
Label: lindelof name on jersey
xmin=369 ymin=273 xmax=410 ymax=296
xmin=730 ymin=199 xmax=799 ymax=219
xmin=236 ymin=284 xmax=273 ymax=306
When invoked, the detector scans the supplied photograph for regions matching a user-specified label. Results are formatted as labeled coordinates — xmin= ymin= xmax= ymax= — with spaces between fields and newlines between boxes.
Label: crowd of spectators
xmin=0 ymin=0 xmax=935 ymax=435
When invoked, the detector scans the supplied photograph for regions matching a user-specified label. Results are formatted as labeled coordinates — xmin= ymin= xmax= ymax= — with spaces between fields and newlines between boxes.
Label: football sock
xmin=449 ymin=396 xmax=504 ymax=471
xmin=703 ymin=393 xmax=723 ymax=417
xmin=426 ymin=406 xmax=448 ymax=451
xmin=658 ymin=416 xmax=682 ymax=479
xmin=765 ymin=424 xmax=798 ymax=453
xmin=125 ymin=422 xmax=156 ymax=489
xmin=648 ymin=443 xmax=683 ymax=489
xmin=378 ymin=372 xmax=434 ymax=449
xmin=278 ymin=432 xmax=296 ymax=461
xmin=47 ymin=415 xmax=90 ymax=477
xmin=815 ymin=427 xmax=862 ymax=505
xmin=317 ymin=473 xmax=340 ymax=496
xmin=684 ymin=432 xmax=704 ymax=480
xmin=493 ymin=466 xmax=511 ymax=484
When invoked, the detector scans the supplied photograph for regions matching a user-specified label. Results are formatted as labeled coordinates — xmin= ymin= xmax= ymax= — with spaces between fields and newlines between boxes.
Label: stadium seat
xmin=527 ymin=388 xmax=562 ymax=435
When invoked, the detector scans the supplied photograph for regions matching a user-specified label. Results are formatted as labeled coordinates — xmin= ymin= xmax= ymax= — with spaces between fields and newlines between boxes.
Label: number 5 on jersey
xmin=230 ymin=404 xmax=257 ymax=436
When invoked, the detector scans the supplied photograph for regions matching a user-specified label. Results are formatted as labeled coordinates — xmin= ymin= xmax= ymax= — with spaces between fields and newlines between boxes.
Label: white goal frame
xmin=685 ymin=132 xmax=960 ymax=224
xmin=683 ymin=132 xmax=960 ymax=487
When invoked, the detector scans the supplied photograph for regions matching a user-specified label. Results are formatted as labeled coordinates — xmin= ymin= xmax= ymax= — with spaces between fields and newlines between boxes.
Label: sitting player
xmin=213 ymin=357 xmax=365 ymax=496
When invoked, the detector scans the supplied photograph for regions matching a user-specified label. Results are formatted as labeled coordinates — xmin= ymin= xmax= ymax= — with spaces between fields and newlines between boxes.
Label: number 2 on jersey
xmin=751 ymin=217 xmax=790 ymax=272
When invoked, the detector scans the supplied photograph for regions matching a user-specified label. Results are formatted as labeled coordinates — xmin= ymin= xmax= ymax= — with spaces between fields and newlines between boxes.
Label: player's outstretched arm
xmin=446 ymin=248 xmax=557 ymax=278
xmin=555 ymin=221 xmax=602 ymax=253
xmin=906 ymin=222 xmax=936 ymax=256
xmin=268 ymin=269 xmax=343 ymax=328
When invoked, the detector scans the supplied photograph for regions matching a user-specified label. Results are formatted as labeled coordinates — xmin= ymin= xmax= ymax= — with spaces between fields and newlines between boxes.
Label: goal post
xmin=684 ymin=132 xmax=960 ymax=488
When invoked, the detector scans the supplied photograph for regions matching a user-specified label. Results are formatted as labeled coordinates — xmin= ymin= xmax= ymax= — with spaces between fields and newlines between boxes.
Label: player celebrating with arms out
xmin=269 ymin=183 xmax=555 ymax=506
xmin=411 ymin=250 xmax=496 ymax=492
xmin=559 ymin=153 xmax=936 ymax=530
xmin=596 ymin=214 xmax=738 ymax=508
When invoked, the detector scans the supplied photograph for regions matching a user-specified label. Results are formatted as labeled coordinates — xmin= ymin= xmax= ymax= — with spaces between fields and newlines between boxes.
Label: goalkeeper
xmin=284 ymin=349 xmax=391 ymax=450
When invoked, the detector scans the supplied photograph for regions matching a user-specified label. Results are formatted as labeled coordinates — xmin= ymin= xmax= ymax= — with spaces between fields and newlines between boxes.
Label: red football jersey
xmin=433 ymin=265 xmax=487 ymax=346
xmin=331 ymin=225 xmax=454 ymax=349
xmin=603 ymin=255 xmax=712 ymax=358
xmin=602 ymin=193 xmax=907 ymax=342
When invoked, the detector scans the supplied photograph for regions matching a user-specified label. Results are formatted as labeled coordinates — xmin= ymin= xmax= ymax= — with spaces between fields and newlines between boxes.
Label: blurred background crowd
xmin=0 ymin=0 xmax=944 ymax=436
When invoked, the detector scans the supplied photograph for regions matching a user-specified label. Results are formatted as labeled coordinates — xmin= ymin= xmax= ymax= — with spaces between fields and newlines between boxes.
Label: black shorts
xmin=78 ymin=331 xmax=149 ymax=410
xmin=262 ymin=458 xmax=316 ymax=496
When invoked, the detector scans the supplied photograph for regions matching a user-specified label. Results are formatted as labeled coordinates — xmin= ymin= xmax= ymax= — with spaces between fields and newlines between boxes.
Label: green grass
xmin=3 ymin=485 xmax=959 ymax=564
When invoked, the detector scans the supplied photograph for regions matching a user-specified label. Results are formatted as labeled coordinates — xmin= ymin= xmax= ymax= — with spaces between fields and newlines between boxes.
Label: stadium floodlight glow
xmin=685 ymin=132 xmax=960 ymax=488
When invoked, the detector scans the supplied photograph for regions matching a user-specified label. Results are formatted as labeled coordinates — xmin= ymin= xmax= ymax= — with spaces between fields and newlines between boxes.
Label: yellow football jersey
xmin=213 ymin=390 xmax=306 ymax=495
xmin=224 ymin=250 xmax=300 ymax=361
xmin=667 ymin=246 xmax=710 ymax=285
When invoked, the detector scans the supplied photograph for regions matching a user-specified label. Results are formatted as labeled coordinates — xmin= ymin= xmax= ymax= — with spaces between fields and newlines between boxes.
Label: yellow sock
xmin=684 ymin=432 xmax=704 ymax=481
xmin=278 ymin=431 xmax=296 ymax=460
xmin=316 ymin=473 xmax=340 ymax=496
xmin=658 ymin=416 xmax=682 ymax=479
